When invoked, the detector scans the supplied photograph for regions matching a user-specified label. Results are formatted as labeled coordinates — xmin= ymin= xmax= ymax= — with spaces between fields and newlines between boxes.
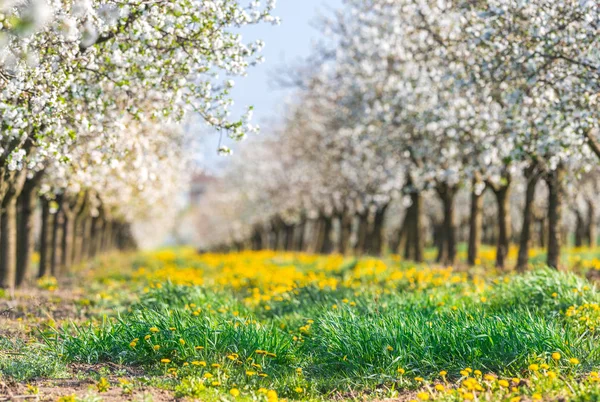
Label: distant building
xmin=189 ymin=173 xmax=216 ymax=205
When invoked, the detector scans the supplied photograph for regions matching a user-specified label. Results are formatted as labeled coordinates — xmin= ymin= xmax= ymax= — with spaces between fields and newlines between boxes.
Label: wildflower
xmin=532 ymin=394 xmax=542 ymax=400
xmin=161 ymin=359 xmax=171 ymax=363
xmin=195 ymin=346 xmax=204 ymax=350
xmin=153 ymin=345 xmax=160 ymax=351
xmin=258 ymin=388 xmax=268 ymax=394
xmin=96 ymin=378 xmax=110 ymax=393
xmin=552 ymin=352 xmax=561 ymax=360
xmin=212 ymin=363 xmax=221 ymax=368
xmin=259 ymin=373 xmax=268 ymax=377
xmin=169 ymin=327 xmax=176 ymax=331
xmin=267 ymin=390 xmax=278 ymax=402
xmin=463 ymin=392 xmax=474 ymax=400
xmin=417 ymin=392 xmax=429 ymax=401
xmin=414 ymin=377 xmax=424 ymax=382
xmin=434 ymin=384 xmax=445 ymax=391
xmin=144 ymin=335 xmax=151 ymax=340
xmin=230 ymin=388 xmax=240 ymax=397
xmin=129 ymin=341 xmax=137 ymax=348
xmin=212 ymin=381 xmax=221 ymax=386
xmin=296 ymin=367 xmax=303 ymax=375
xmin=397 ymin=368 xmax=405 ymax=375
xmin=484 ymin=374 xmax=496 ymax=381
xmin=528 ymin=364 xmax=539 ymax=371
xmin=192 ymin=361 xmax=206 ymax=366
xmin=25 ymin=384 xmax=39 ymax=395
xmin=179 ymin=339 xmax=185 ymax=345
xmin=149 ymin=327 xmax=159 ymax=333
xmin=498 ymin=379 xmax=509 ymax=388
xmin=474 ymin=370 xmax=482 ymax=376
xmin=387 ymin=345 xmax=394 ymax=351
xmin=203 ymin=373 xmax=213 ymax=379
xmin=439 ymin=370 xmax=447 ymax=377
xmin=569 ymin=358 xmax=580 ymax=365
xmin=246 ymin=370 xmax=256 ymax=376
xmin=540 ymin=364 xmax=549 ymax=370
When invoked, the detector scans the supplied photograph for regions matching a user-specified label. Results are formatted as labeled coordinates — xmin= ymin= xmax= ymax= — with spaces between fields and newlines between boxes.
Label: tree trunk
xmin=575 ymin=210 xmax=585 ymax=247
xmin=410 ymin=192 xmax=424 ymax=262
xmin=61 ymin=210 xmax=75 ymax=272
xmin=16 ymin=177 xmax=40 ymax=287
xmin=102 ymin=219 xmax=113 ymax=253
xmin=435 ymin=183 xmax=457 ymax=266
xmin=517 ymin=167 xmax=541 ymax=272
xmin=337 ymin=210 xmax=351 ymax=254
xmin=366 ymin=204 xmax=388 ymax=255
xmin=294 ymin=220 xmax=305 ymax=251
xmin=355 ymin=212 xmax=369 ymax=255
xmin=588 ymin=200 xmax=597 ymax=247
xmin=0 ymin=196 xmax=18 ymax=289
xmin=495 ymin=186 xmax=511 ymax=269
xmin=467 ymin=177 xmax=484 ymax=266
xmin=546 ymin=165 xmax=565 ymax=269
xmin=488 ymin=174 xmax=512 ymax=269
xmin=320 ymin=215 xmax=334 ymax=254
xmin=51 ymin=209 xmax=64 ymax=277
xmin=39 ymin=198 xmax=53 ymax=277
xmin=89 ymin=215 xmax=99 ymax=258
xmin=0 ymin=168 xmax=28 ymax=289
xmin=394 ymin=208 xmax=411 ymax=258
xmin=284 ymin=224 xmax=295 ymax=251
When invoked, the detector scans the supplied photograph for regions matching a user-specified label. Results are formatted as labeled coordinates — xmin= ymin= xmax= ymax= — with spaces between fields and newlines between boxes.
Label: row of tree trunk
xmin=0 ymin=186 xmax=137 ymax=290
xmin=224 ymin=164 xmax=583 ymax=271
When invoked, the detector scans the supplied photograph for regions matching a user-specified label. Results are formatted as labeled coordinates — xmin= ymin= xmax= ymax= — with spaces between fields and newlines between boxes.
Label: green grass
xmin=4 ymin=250 xmax=600 ymax=401
xmin=40 ymin=268 xmax=600 ymax=398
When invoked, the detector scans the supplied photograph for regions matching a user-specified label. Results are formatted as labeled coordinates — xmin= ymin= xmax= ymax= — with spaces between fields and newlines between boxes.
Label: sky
xmin=196 ymin=0 xmax=342 ymax=170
